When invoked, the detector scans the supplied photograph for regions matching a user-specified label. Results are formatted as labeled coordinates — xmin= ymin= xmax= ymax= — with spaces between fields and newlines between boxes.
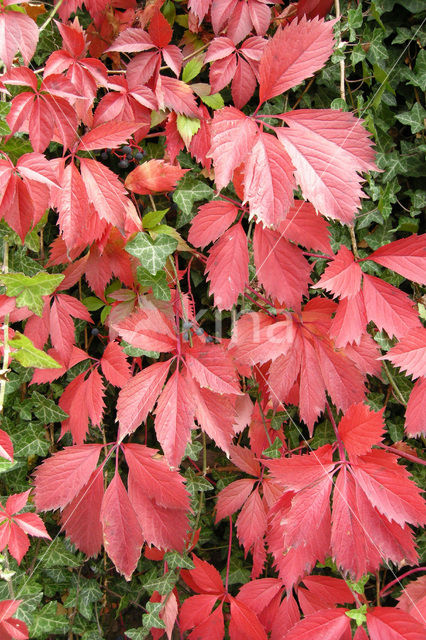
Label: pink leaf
xmin=229 ymin=596 xmax=268 ymax=640
xmin=367 ymin=234 xmax=426 ymax=285
xmin=33 ymin=444 xmax=103 ymax=511
xmin=380 ymin=328 xmax=426 ymax=379
xmin=100 ymin=341 xmax=131 ymax=388
xmin=216 ymin=479 xmax=255 ymax=522
xmin=117 ymin=360 xmax=171 ymax=441
xmin=101 ymin=471 xmax=143 ymax=580
xmin=405 ymin=377 xmax=426 ymax=438
xmin=188 ymin=200 xmax=238 ymax=249
xmin=315 ymin=246 xmax=361 ymax=299
xmin=208 ymin=107 xmax=258 ymax=191
xmin=367 ymin=607 xmax=426 ymax=640
xmin=338 ymin=403 xmax=385 ymax=458
xmin=259 ymin=16 xmax=335 ymax=103
xmin=206 ymin=224 xmax=249 ymax=310
xmin=243 ymin=131 xmax=295 ymax=226
xmin=283 ymin=608 xmax=350 ymax=640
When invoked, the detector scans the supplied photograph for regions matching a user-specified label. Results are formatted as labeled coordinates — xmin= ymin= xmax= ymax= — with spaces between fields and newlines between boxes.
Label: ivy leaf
xmin=172 ymin=175 xmax=214 ymax=227
xmin=31 ymin=391 xmax=69 ymax=423
xmin=125 ymin=629 xmax=148 ymax=640
xmin=9 ymin=333 xmax=62 ymax=369
xmin=396 ymin=103 xmax=426 ymax=134
xmin=143 ymin=569 xmax=177 ymax=595
xmin=0 ymin=272 xmax=64 ymax=316
xmin=164 ymin=551 xmax=194 ymax=570
xmin=29 ymin=601 xmax=70 ymax=637
xmin=11 ymin=423 xmax=50 ymax=458
xmin=142 ymin=601 xmax=166 ymax=630
xmin=137 ymin=267 xmax=171 ymax=300
xmin=42 ymin=539 xmax=84 ymax=569
xmin=126 ymin=232 xmax=177 ymax=275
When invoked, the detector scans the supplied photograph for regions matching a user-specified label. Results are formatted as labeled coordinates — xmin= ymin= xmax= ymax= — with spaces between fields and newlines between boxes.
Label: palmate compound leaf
xmin=275 ymin=109 xmax=377 ymax=225
xmin=259 ymin=16 xmax=336 ymax=104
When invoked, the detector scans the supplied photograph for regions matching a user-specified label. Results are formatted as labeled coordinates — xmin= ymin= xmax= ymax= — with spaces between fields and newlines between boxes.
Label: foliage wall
xmin=0 ymin=0 xmax=425 ymax=638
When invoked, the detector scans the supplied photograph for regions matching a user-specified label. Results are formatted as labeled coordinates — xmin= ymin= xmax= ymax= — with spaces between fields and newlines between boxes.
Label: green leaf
xmin=0 ymin=272 xmax=64 ymax=316
xmin=0 ymin=102 xmax=11 ymax=135
xmin=30 ymin=602 xmax=69 ymax=637
xmin=10 ymin=421 xmax=51 ymax=458
xmin=182 ymin=58 xmax=203 ymax=83
xmin=345 ymin=604 xmax=367 ymax=626
xmin=172 ymin=175 xmax=214 ymax=227
xmin=126 ymin=628 xmax=148 ymax=640
xmin=125 ymin=232 xmax=178 ymax=275
xmin=262 ymin=437 xmax=282 ymax=458
xmin=396 ymin=103 xmax=426 ymax=134
xmin=42 ymin=539 xmax=84 ymax=569
xmin=137 ymin=267 xmax=170 ymax=300
xmin=143 ymin=569 xmax=177 ymax=595
xmin=142 ymin=209 xmax=168 ymax=229
xmin=176 ymin=115 xmax=200 ymax=146
xmin=142 ymin=601 xmax=166 ymax=630
xmin=31 ymin=390 xmax=68 ymax=423
xmin=82 ymin=296 xmax=105 ymax=311
xmin=164 ymin=551 xmax=194 ymax=570
xmin=185 ymin=468 xmax=213 ymax=494
xmin=201 ymin=92 xmax=225 ymax=110
xmin=64 ymin=580 xmax=103 ymax=620
xmin=0 ymin=135 xmax=33 ymax=163
xmin=9 ymin=333 xmax=62 ymax=369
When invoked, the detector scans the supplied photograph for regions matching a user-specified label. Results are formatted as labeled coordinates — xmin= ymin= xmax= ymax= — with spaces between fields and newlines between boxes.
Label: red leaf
xmin=236 ymin=487 xmax=267 ymax=555
xmin=298 ymin=576 xmax=354 ymax=616
xmin=101 ymin=471 xmax=143 ymax=580
xmin=229 ymin=596 xmax=268 ymax=640
xmin=77 ymin=121 xmax=140 ymax=152
xmin=315 ymin=246 xmax=361 ymax=299
xmin=125 ymin=159 xmax=188 ymax=195
xmin=278 ymin=200 xmax=331 ymax=254
xmin=100 ymin=341 xmax=131 ymax=388
xmin=149 ymin=8 xmax=172 ymax=48
xmin=216 ymin=479 xmax=256 ymax=522
xmin=188 ymin=200 xmax=238 ymax=249
xmin=51 ymin=161 xmax=90 ymax=250
xmin=367 ymin=607 xmax=426 ymax=640
xmin=367 ymin=234 xmax=426 ymax=285
xmin=253 ymin=224 xmax=310 ymax=309
xmin=155 ymin=75 xmax=198 ymax=117
xmin=405 ymin=377 xmax=426 ymax=437
xmin=206 ymin=224 xmax=249 ymax=310
xmin=338 ymin=403 xmax=385 ymax=458
xmin=330 ymin=293 xmax=367 ymax=347
xmin=114 ymin=307 xmax=177 ymax=353
xmin=230 ymin=311 xmax=295 ymax=366
xmin=352 ymin=450 xmax=426 ymax=527
xmin=117 ymin=360 xmax=171 ymax=442
xmin=265 ymin=444 xmax=335 ymax=490
xmin=33 ymin=444 xmax=103 ymax=511
xmin=243 ymin=131 xmax=295 ymax=226
xmin=276 ymin=109 xmax=376 ymax=224
xmin=191 ymin=382 xmax=237 ymax=454
xmin=237 ymin=578 xmax=283 ymax=616
xmin=259 ymin=16 xmax=335 ymax=103
xmin=0 ymin=10 xmax=38 ymax=69
xmin=185 ymin=341 xmax=242 ymax=396
xmin=362 ymin=274 xmax=421 ymax=339
xmin=208 ymin=107 xmax=258 ymax=191
xmin=61 ymin=469 xmax=104 ymax=557
xmin=181 ymin=555 xmax=224 ymax=595
xmin=297 ymin=0 xmax=334 ymax=19
xmin=180 ymin=595 xmax=224 ymax=640
xmin=380 ymin=328 xmax=426 ymax=379
xmin=80 ymin=157 xmax=134 ymax=230
xmin=229 ymin=444 xmax=261 ymax=477
xmin=0 ymin=430 xmax=13 ymax=462
xmin=397 ymin=575 xmax=426 ymax=624
xmin=283 ymin=608 xmax=351 ymax=640
xmin=154 ymin=370 xmax=195 ymax=468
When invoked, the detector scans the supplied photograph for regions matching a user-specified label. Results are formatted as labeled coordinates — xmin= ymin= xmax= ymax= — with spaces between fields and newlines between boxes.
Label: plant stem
xmin=377 ymin=443 xmax=426 ymax=466
xmin=225 ymin=516 xmax=233 ymax=592
xmin=39 ymin=0 xmax=64 ymax=33
xmin=0 ymin=241 xmax=10 ymax=416
xmin=380 ymin=566 xmax=426 ymax=597
xmin=326 ymin=402 xmax=346 ymax=461
xmin=382 ymin=361 xmax=408 ymax=407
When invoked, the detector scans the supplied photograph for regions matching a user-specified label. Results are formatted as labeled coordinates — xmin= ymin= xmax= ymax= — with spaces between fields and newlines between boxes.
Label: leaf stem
xmin=0 ymin=241 xmax=10 ymax=416
xmin=225 ymin=516 xmax=233 ymax=593
xmin=377 ymin=443 xmax=426 ymax=466
xmin=39 ymin=0 xmax=64 ymax=33
xmin=326 ymin=402 xmax=346 ymax=461
xmin=380 ymin=566 xmax=426 ymax=597
xmin=382 ymin=361 xmax=408 ymax=407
